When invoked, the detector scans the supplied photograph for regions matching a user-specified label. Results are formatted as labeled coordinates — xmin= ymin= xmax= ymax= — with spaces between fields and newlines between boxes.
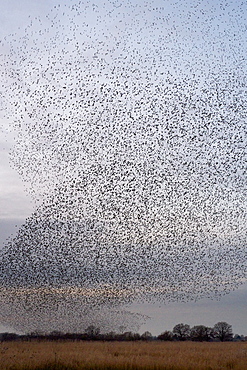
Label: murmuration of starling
xmin=0 ymin=0 xmax=246 ymax=333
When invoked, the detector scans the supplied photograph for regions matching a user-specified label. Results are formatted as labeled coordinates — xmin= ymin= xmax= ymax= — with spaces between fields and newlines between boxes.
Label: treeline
xmin=157 ymin=322 xmax=242 ymax=342
xmin=0 ymin=322 xmax=246 ymax=342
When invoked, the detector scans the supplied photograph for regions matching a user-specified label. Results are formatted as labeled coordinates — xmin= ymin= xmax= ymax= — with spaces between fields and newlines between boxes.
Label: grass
xmin=0 ymin=341 xmax=246 ymax=370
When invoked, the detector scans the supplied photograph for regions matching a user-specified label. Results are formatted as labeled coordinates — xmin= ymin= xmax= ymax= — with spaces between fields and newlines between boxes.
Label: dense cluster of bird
xmin=0 ymin=0 xmax=246 ymax=333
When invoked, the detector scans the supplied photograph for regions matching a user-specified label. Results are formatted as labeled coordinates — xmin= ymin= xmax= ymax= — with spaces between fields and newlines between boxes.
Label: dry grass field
xmin=0 ymin=341 xmax=246 ymax=370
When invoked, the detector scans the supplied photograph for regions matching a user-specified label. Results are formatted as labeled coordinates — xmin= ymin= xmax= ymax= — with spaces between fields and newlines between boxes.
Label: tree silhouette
xmin=173 ymin=323 xmax=190 ymax=341
xmin=85 ymin=325 xmax=100 ymax=338
xmin=190 ymin=325 xmax=212 ymax=341
xmin=213 ymin=322 xmax=233 ymax=342
xmin=157 ymin=331 xmax=174 ymax=341
xmin=141 ymin=331 xmax=152 ymax=340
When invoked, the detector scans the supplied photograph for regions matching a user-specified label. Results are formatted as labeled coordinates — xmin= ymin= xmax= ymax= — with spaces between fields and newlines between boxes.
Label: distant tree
xmin=30 ymin=329 xmax=45 ymax=337
xmin=50 ymin=330 xmax=64 ymax=337
xmin=0 ymin=332 xmax=19 ymax=341
xmin=141 ymin=331 xmax=152 ymax=341
xmin=213 ymin=322 xmax=233 ymax=342
xmin=85 ymin=325 xmax=100 ymax=338
xmin=233 ymin=334 xmax=242 ymax=342
xmin=157 ymin=331 xmax=174 ymax=341
xmin=119 ymin=325 xmax=126 ymax=334
xmin=190 ymin=325 xmax=212 ymax=341
xmin=121 ymin=331 xmax=141 ymax=341
xmin=103 ymin=331 xmax=117 ymax=341
xmin=173 ymin=323 xmax=190 ymax=341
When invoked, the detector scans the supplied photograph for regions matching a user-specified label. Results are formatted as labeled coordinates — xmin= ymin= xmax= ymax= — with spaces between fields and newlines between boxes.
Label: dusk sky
xmin=0 ymin=0 xmax=246 ymax=336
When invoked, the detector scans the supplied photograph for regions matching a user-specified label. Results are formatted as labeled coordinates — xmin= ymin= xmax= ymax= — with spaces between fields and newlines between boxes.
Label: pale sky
xmin=0 ymin=0 xmax=246 ymax=336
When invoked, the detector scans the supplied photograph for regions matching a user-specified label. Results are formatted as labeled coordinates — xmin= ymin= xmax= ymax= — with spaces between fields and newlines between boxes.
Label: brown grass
xmin=0 ymin=341 xmax=246 ymax=370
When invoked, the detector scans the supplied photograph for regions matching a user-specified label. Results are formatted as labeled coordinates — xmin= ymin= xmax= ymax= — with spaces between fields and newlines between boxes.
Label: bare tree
xmin=213 ymin=322 xmax=233 ymax=342
xmin=141 ymin=331 xmax=152 ymax=340
xmin=157 ymin=331 xmax=174 ymax=341
xmin=85 ymin=325 xmax=100 ymax=338
xmin=190 ymin=325 xmax=212 ymax=341
xmin=173 ymin=323 xmax=190 ymax=341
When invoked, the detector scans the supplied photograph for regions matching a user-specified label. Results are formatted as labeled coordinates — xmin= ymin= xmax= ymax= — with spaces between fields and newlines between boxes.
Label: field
xmin=0 ymin=341 xmax=246 ymax=370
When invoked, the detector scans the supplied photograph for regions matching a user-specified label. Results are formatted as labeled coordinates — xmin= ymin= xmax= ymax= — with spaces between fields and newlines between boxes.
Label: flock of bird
xmin=0 ymin=0 xmax=246 ymax=333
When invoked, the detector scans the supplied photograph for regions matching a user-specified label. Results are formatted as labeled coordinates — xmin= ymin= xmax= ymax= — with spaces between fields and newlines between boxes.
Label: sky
xmin=0 ymin=0 xmax=246 ymax=335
